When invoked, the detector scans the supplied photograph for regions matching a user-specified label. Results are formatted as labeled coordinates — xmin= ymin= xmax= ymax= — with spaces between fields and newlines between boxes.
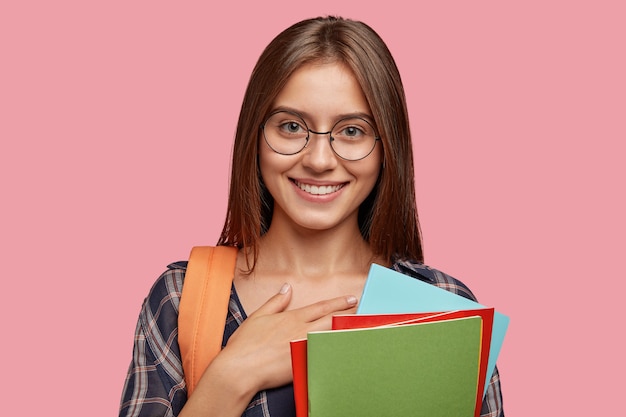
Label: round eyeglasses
xmin=261 ymin=110 xmax=380 ymax=161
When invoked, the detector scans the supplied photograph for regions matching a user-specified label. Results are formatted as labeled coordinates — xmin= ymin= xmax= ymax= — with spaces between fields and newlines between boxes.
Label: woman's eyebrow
xmin=270 ymin=106 xmax=375 ymax=123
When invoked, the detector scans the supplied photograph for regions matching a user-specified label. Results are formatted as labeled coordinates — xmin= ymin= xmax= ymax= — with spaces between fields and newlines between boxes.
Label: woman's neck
xmin=254 ymin=221 xmax=376 ymax=282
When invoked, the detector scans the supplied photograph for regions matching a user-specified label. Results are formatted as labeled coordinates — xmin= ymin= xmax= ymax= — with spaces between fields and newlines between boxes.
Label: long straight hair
xmin=218 ymin=16 xmax=423 ymax=269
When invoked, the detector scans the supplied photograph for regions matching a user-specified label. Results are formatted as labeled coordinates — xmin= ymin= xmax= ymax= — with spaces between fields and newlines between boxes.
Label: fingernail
xmin=279 ymin=283 xmax=291 ymax=294
xmin=346 ymin=296 xmax=357 ymax=305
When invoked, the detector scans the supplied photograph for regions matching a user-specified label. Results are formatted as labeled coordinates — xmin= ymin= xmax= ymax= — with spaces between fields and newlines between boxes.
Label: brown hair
xmin=217 ymin=16 xmax=423 ymax=268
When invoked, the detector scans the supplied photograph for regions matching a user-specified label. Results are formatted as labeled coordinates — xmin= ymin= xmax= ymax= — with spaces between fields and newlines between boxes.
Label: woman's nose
xmin=300 ymin=132 xmax=338 ymax=172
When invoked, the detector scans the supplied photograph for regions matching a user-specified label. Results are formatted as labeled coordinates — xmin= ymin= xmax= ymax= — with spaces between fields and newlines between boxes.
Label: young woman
xmin=119 ymin=16 xmax=504 ymax=417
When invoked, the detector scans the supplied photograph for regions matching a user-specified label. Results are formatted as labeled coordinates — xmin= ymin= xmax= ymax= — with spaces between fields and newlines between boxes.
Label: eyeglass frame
xmin=260 ymin=110 xmax=381 ymax=161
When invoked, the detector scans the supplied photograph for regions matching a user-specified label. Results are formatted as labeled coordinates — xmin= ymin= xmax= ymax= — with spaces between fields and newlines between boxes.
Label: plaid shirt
xmin=119 ymin=258 xmax=504 ymax=417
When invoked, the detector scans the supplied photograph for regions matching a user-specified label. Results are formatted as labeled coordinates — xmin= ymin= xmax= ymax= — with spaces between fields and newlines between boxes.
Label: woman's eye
xmin=337 ymin=125 xmax=365 ymax=138
xmin=280 ymin=121 xmax=304 ymax=134
xmin=344 ymin=126 xmax=362 ymax=136
xmin=287 ymin=122 xmax=301 ymax=132
xmin=333 ymin=118 xmax=374 ymax=139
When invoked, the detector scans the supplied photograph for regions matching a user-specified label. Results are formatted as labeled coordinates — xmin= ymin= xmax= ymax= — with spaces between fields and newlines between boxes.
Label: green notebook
xmin=307 ymin=316 xmax=482 ymax=417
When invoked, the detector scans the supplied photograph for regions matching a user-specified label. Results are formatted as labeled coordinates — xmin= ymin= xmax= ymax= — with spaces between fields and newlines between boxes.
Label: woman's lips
xmin=291 ymin=179 xmax=346 ymax=195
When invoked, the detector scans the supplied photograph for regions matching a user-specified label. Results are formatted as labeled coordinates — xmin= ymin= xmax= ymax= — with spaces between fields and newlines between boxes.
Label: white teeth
xmin=295 ymin=181 xmax=343 ymax=195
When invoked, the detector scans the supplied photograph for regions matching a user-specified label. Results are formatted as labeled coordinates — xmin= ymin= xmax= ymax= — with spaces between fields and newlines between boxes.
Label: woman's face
xmin=259 ymin=62 xmax=382 ymax=234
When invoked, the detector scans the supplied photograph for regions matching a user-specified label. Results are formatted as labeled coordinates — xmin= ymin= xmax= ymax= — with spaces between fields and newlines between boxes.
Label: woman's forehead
xmin=271 ymin=62 xmax=372 ymax=124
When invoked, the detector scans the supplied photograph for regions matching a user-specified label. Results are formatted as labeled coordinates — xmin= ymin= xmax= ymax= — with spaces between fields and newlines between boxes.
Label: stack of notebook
xmin=290 ymin=264 xmax=509 ymax=417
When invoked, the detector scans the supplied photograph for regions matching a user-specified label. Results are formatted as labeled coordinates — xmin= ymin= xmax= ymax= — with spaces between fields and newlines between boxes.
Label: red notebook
xmin=290 ymin=307 xmax=494 ymax=417
xmin=289 ymin=338 xmax=308 ymax=417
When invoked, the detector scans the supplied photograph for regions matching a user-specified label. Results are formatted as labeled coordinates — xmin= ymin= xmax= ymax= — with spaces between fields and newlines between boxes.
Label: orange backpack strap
xmin=178 ymin=245 xmax=238 ymax=396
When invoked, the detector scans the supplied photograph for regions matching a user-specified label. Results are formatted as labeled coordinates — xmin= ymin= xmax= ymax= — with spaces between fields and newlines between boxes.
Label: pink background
xmin=1 ymin=1 xmax=624 ymax=415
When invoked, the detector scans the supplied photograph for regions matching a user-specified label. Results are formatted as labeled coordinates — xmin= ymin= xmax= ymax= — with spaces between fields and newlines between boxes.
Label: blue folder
xmin=357 ymin=263 xmax=510 ymax=397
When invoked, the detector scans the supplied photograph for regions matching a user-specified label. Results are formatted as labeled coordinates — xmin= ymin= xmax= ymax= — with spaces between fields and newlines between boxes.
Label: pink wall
xmin=2 ymin=1 xmax=624 ymax=415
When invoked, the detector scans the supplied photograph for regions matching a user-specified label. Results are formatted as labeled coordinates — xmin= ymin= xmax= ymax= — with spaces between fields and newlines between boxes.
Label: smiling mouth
xmin=292 ymin=179 xmax=345 ymax=195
